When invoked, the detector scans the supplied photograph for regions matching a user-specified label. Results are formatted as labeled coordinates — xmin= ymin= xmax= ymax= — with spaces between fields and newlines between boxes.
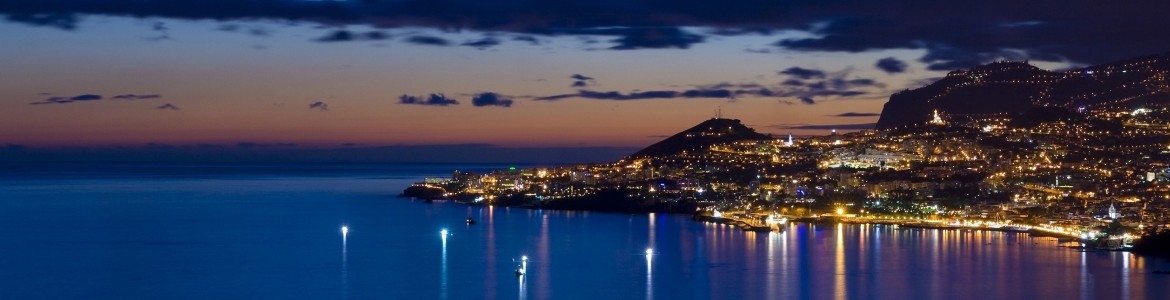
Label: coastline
xmin=401 ymin=194 xmax=1095 ymax=243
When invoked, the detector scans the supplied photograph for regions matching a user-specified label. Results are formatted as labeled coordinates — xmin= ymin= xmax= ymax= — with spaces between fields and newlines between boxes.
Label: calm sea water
xmin=0 ymin=163 xmax=1167 ymax=299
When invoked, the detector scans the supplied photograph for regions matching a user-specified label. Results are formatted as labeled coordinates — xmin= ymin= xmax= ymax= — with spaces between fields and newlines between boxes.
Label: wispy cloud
xmin=155 ymin=103 xmax=180 ymax=110
xmin=32 ymin=93 xmax=164 ymax=105
xmin=29 ymin=94 xmax=102 ymax=105
xmin=112 ymin=94 xmax=161 ymax=100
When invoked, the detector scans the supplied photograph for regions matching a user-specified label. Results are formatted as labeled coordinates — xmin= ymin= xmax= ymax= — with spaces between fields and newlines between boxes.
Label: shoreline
xmin=406 ymin=196 xmax=1094 ymax=242
xmin=413 ymin=196 xmax=1170 ymax=258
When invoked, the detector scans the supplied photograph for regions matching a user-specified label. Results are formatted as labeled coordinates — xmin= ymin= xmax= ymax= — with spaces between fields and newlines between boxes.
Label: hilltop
xmin=876 ymin=52 xmax=1170 ymax=129
xmin=630 ymin=118 xmax=770 ymax=157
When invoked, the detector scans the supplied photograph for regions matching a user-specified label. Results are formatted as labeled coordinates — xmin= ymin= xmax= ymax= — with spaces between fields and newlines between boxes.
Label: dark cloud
xmin=832 ymin=112 xmax=880 ymax=117
xmin=680 ymin=89 xmax=733 ymax=98
xmin=781 ymin=79 xmax=804 ymax=86
xmin=5 ymin=1 xmax=1168 ymax=67
xmin=70 ymin=94 xmax=101 ymax=101
xmin=875 ymin=57 xmax=908 ymax=74
xmin=699 ymin=82 xmax=764 ymax=90
xmin=778 ymin=67 xmax=826 ymax=80
xmin=771 ymin=68 xmax=879 ymax=102
xmin=4 ymin=12 xmax=78 ymax=30
xmin=155 ymin=103 xmax=179 ymax=110
xmin=536 ymin=88 xmax=741 ymax=101
xmin=404 ymin=35 xmax=450 ymax=46
xmin=606 ymin=27 xmax=703 ymax=50
xmin=315 ymin=30 xmax=353 ymax=42
xmin=774 ymin=123 xmax=876 ymax=130
xmin=111 ymin=94 xmax=161 ymax=100
xmin=462 ymin=37 xmax=500 ymax=49
xmin=529 ymin=26 xmax=704 ymax=50
xmin=29 ymin=94 xmax=102 ymax=105
xmin=399 ymin=93 xmax=459 ymax=106
xmin=309 ymin=101 xmax=328 ymax=111
xmin=4 ymin=144 xmax=26 ymax=151
xmin=316 ymin=30 xmax=389 ymax=42
xmin=471 ymin=92 xmax=513 ymax=107
xmin=537 ymin=70 xmax=880 ymax=102
xmin=570 ymin=74 xmax=596 ymax=87
xmin=710 ymin=27 xmax=776 ymax=36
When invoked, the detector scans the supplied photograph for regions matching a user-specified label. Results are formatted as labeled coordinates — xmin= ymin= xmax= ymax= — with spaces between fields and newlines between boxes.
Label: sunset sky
xmin=2 ymin=1 xmax=1168 ymax=162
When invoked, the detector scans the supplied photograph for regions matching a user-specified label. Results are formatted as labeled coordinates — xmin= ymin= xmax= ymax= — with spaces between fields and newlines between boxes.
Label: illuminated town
xmin=407 ymin=57 xmax=1170 ymax=251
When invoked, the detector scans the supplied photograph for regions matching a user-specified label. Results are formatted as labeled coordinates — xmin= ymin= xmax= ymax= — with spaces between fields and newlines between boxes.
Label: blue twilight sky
xmin=1 ymin=1 xmax=1167 ymax=162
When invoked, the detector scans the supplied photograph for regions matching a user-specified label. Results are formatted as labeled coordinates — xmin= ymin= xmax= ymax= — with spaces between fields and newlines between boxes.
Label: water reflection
xmin=647 ymin=213 xmax=655 ymax=300
xmin=646 ymin=248 xmax=653 ymax=300
xmin=485 ymin=206 xmax=497 ymax=300
xmin=834 ymin=223 xmax=846 ymax=300
xmin=538 ymin=214 xmax=550 ymax=300
xmin=1121 ymin=253 xmax=1130 ymax=300
xmin=340 ymin=225 xmax=348 ymax=299
xmin=517 ymin=256 xmax=528 ymax=300
xmin=441 ymin=229 xmax=448 ymax=300
xmin=517 ymin=272 xmax=526 ymax=300
xmin=436 ymin=204 xmax=1167 ymax=299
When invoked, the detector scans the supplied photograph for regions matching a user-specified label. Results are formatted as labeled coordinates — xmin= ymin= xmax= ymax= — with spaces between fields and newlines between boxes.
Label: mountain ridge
xmin=876 ymin=52 xmax=1170 ymax=129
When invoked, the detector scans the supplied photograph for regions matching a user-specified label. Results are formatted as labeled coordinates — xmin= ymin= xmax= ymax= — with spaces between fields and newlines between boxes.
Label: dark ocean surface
xmin=0 ymin=163 xmax=1167 ymax=299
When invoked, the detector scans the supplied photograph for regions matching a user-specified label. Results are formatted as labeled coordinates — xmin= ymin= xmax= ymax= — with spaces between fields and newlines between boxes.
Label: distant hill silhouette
xmin=877 ymin=52 xmax=1170 ymax=129
xmin=631 ymin=118 xmax=770 ymax=157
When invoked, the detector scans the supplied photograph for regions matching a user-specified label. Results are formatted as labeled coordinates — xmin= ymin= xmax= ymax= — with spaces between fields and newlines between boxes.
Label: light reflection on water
xmin=1 ymin=174 xmax=1168 ymax=300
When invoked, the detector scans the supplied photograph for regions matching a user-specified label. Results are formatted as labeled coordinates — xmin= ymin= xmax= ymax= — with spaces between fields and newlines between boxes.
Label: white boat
xmin=766 ymin=213 xmax=788 ymax=231
xmin=514 ymin=256 xmax=528 ymax=276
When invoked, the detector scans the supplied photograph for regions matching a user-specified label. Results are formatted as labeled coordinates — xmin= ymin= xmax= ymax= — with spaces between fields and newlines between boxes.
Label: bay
xmin=0 ymin=163 xmax=1166 ymax=299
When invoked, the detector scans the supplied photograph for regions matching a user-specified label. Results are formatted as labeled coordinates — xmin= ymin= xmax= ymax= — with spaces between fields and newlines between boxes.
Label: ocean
xmin=0 ymin=163 xmax=1166 ymax=299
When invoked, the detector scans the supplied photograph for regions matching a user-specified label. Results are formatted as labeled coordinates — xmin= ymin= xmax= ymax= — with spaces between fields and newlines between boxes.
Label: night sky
xmin=2 ymin=1 xmax=1168 ymax=162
